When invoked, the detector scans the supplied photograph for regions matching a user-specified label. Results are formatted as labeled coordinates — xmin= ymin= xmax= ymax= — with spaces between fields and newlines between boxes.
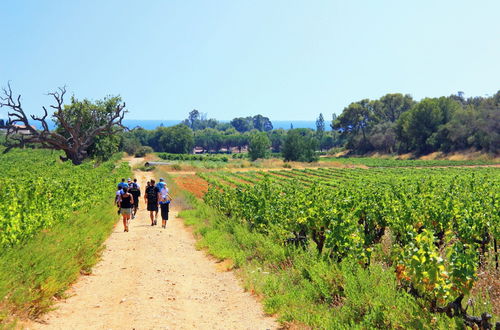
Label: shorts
xmin=133 ymin=200 xmax=139 ymax=208
xmin=147 ymin=202 xmax=158 ymax=212
xmin=160 ymin=203 xmax=169 ymax=220
xmin=120 ymin=208 xmax=132 ymax=215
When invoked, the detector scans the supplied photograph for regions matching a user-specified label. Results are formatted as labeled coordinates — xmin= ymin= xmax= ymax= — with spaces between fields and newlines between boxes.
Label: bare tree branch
xmin=0 ymin=83 xmax=127 ymax=165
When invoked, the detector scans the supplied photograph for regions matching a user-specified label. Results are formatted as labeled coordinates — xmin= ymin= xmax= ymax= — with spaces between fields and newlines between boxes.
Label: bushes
xmin=178 ymin=196 xmax=456 ymax=328
xmin=134 ymin=146 xmax=154 ymax=157
xmin=158 ymin=153 xmax=228 ymax=162
xmin=232 ymin=153 xmax=247 ymax=159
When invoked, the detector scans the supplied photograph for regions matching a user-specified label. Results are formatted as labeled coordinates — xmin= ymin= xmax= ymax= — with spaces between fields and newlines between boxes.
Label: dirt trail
xmin=32 ymin=163 xmax=277 ymax=330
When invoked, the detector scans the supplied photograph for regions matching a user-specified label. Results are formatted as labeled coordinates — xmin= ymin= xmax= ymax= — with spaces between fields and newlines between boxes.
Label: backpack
xmin=146 ymin=186 xmax=157 ymax=200
xmin=129 ymin=184 xmax=139 ymax=196
xmin=159 ymin=187 xmax=171 ymax=203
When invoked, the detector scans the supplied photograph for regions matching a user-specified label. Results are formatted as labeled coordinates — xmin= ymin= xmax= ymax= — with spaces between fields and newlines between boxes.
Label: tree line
xmin=333 ymin=91 xmax=500 ymax=155
xmin=1 ymin=82 xmax=498 ymax=165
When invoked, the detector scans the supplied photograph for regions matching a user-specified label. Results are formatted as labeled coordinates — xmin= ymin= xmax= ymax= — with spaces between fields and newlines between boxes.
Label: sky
xmin=0 ymin=0 xmax=499 ymax=121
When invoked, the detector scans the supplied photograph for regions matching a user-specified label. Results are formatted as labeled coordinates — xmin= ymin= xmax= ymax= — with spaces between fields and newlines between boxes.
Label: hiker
xmin=115 ymin=184 xmax=123 ymax=214
xmin=118 ymin=187 xmax=134 ymax=232
xmin=129 ymin=179 xmax=141 ymax=219
xmin=156 ymin=177 xmax=166 ymax=190
xmin=118 ymin=178 xmax=129 ymax=189
xmin=145 ymin=179 xmax=160 ymax=226
xmin=158 ymin=183 xmax=173 ymax=229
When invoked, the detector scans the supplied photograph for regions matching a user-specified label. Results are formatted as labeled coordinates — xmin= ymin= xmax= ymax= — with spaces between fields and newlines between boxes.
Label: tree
xmin=368 ymin=122 xmax=397 ymax=153
xmin=282 ymin=129 xmax=319 ymax=162
xmin=158 ymin=124 xmax=194 ymax=153
xmin=320 ymin=134 xmax=335 ymax=151
xmin=372 ymin=93 xmax=414 ymax=123
xmin=333 ymin=99 xmax=374 ymax=152
xmin=0 ymin=119 xmax=4 ymax=128
xmin=248 ymin=132 xmax=270 ymax=161
xmin=396 ymin=97 xmax=460 ymax=154
xmin=187 ymin=109 xmax=200 ymax=129
xmin=195 ymin=128 xmax=223 ymax=152
xmin=87 ymin=134 xmax=121 ymax=160
xmin=120 ymin=134 xmax=142 ymax=155
xmin=252 ymin=115 xmax=273 ymax=131
xmin=230 ymin=117 xmax=253 ymax=132
xmin=0 ymin=83 xmax=126 ymax=164
xmin=316 ymin=113 xmax=325 ymax=142
xmin=268 ymin=129 xmax=285 ymax=153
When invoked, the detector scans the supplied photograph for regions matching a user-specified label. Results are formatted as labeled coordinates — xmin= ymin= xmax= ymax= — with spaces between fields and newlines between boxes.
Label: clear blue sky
xmin=1 ymin=0 xmax=499 ymax=121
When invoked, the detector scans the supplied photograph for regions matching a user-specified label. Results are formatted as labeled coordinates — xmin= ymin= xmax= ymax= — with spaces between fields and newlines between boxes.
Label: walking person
xmin=115 ymin=185 xmax=124 ymax=215
xmin=145 ymin=179 xmax=160 ymax=226
xmin=156 ymin=177 xmax=166 ymax=190
xmin=118 ymin=187 xmax=134 ymax=232
xmin=158 ymin=183 xmax=173 ymax=229
xmin=118 ymin=178 xmax=129 ymax=189
xmin=129 ymin=179 xmax=141 ymax=219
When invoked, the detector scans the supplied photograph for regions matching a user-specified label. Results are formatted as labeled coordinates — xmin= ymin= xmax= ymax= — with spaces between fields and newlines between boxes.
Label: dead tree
xmin=0 ymin=83 xmax=126 ymax=165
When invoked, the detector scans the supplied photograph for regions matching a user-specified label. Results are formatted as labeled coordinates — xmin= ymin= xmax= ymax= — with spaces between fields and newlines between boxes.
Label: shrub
xmin=134 ymin=146 xmax=154 ymax=157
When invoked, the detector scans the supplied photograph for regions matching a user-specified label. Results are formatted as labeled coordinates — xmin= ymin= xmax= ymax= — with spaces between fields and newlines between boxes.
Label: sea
xmin=123 ymin=119 xmax=317 ymax=130
xmin=1 ymin=118 xmax=318 ymax=131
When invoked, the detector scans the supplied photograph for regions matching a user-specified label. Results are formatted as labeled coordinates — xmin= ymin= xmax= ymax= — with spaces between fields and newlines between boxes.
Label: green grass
xmin=178 ymin=195 xmax=459 ymax=329
xmin=320 ymin=156 xmax=499 ymax=167
xmin=0 ymin=198 xmax=123 ymax=324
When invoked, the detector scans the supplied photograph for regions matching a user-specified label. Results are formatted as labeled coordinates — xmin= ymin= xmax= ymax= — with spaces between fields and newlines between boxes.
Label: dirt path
xmin=32 ymin=165 xmax=277 ymax=329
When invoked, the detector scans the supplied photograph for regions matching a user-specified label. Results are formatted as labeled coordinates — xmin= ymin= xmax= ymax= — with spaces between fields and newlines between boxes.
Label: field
xmin=175 ymin=160 xmax=500 ymax=328
xmin=319 ymin=156 xmax=500 ymax=167
xmin=0 ymin=148 xmax=130 ymax=322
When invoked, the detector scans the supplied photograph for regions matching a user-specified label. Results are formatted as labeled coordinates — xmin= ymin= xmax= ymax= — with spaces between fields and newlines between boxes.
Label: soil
xmin=30 ymin=161 xmax=277 ymax=330
xmin=172 ymin=175 xmax=209 ymax=199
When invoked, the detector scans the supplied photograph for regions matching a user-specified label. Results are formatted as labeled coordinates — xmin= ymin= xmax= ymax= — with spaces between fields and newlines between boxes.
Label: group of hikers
xmin=115 ymin=177 xmax=173 ymax=232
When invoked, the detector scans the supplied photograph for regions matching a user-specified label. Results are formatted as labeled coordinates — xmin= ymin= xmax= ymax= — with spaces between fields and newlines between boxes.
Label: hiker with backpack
xmin=118 ymin=178 xmax=129 ymax=189
xmin=145 ymin=179 xmax=160 ymax=226
xmin=115 ymin=184 xmax=124 ymax=214
xmin=118 ymin=187 xmax=134 ymax=232
xmin=128 ymin=178 xmax=141 ymax=219
xmin=158 ymin=183 xmax=173 ymax=229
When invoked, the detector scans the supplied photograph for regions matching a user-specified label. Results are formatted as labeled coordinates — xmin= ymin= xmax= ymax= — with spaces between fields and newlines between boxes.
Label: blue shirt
xmin=118 ymin=182 xmax=129 ymax=189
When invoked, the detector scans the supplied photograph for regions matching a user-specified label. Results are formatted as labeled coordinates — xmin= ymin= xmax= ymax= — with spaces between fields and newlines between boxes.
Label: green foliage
xmin=0 ymin=149 xmax=129 ymax=248
xmin=120 ymin=133 xmax=142 ymax=155
xmin=152 ymin=124 xmax=194 ymax=153
xmin=158 ymin=152 xmax=228 ymax=162
xmin=333 ymin=99 xmax=374 ymax=152
xmin=54 ymin=95 xmax=125 ymax=162
xmin=87 ymin=133 xmax=120 ymax=161
xmin=319 ymin=156 xmax=499 ymax=167
xmin=0 ymin=150 xmax=130 ymax=321
xmin=248 ymin=132 xmax=271 ymax=161
xmin=230 ymin=115 xmax=273 ymax=133
xmin=268 ymin=128 xmax=285 ymax=153
xmin=179 ymin=190 xmax=456 ymax=328
xmin=0 ymin=195 xmax=128 ymax=321
xmin=332 ymin=91 xmax=499 ymax=155
xmin=282 ymin=129 xmax=319 ymax=162
xmin=134 ymin=145 xmax=153 ymax=157
xmin=202 ymin=166 xmax=500 ymax=326
xmin=396 ymin=97 xmax=460 ymax=154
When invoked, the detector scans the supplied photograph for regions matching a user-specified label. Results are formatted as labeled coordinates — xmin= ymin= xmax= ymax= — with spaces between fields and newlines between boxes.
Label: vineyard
xmin=319 ymin=157 xmax=500 ymax=167
xmin=197 ymin=166 xmax=500 ymax=328
xmin=0 ymin=148 xmax=129 ymax=248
